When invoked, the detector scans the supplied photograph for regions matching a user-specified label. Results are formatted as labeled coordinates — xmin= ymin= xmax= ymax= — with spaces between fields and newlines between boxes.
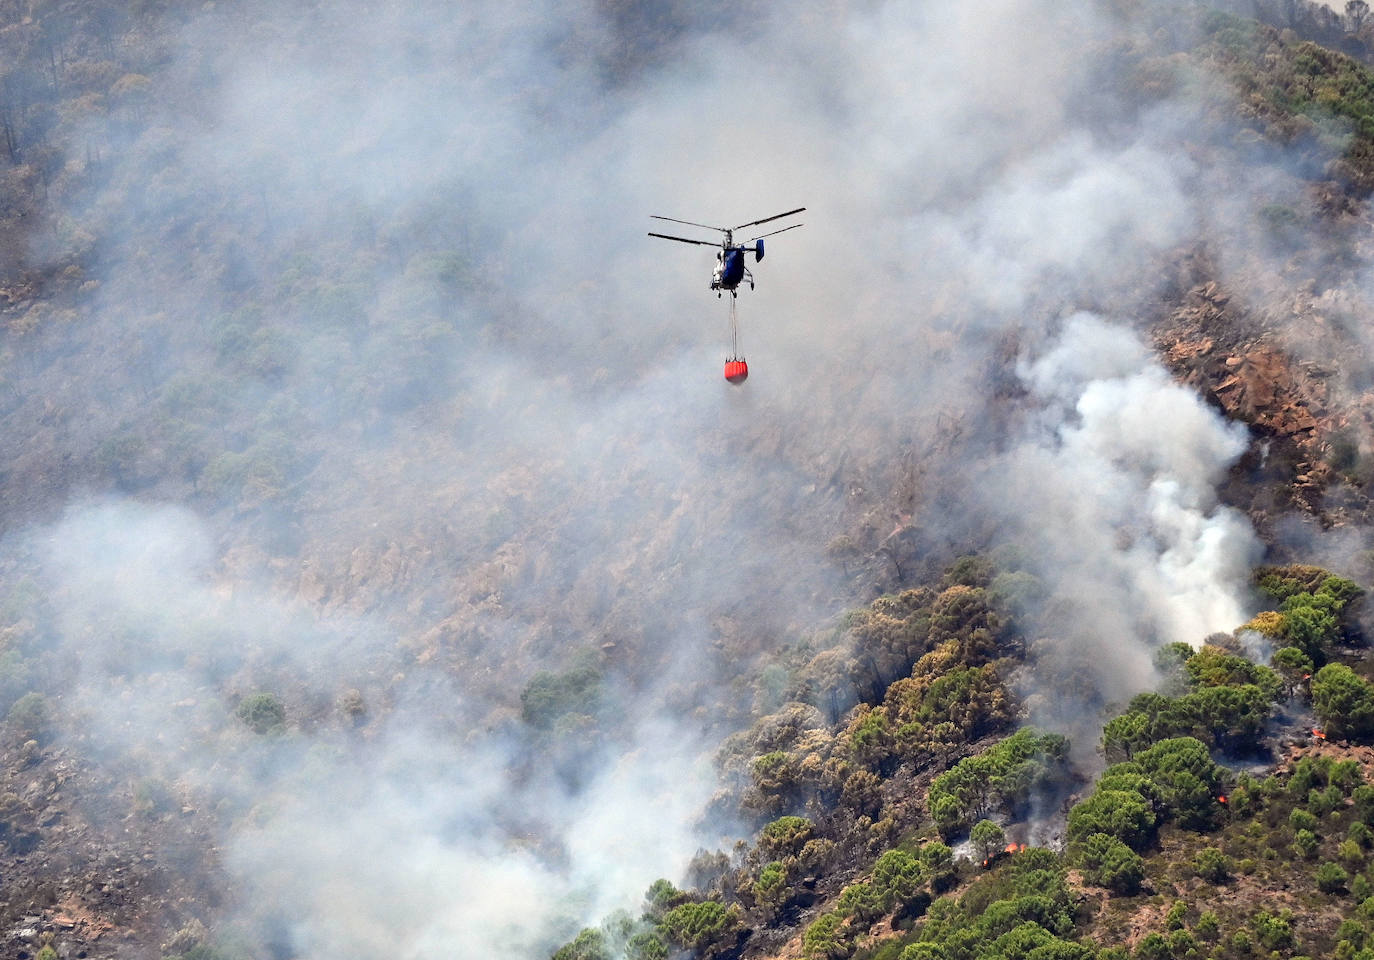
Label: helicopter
xmin=648 ymin=207 xmax=805 ymax=298
xmin=648 ymin=207 xmax=805 ymax=385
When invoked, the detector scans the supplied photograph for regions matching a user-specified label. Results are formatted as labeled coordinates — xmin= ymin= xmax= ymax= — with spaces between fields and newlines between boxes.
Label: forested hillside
xmin=7 ymin=1 xmax=1374 ymax=959
xmin=552 ymin=557 xmax=1374 ymax=960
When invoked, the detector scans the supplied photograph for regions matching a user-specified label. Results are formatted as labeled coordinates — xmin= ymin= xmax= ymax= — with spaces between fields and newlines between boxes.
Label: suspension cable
xmin=729 ymin=293 xmax=739 ymax=358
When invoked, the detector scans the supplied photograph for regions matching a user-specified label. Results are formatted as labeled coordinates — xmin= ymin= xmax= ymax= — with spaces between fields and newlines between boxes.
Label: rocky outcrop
xmin=1152 ymin=279 xmax=1369 ymax=530
xmin=1156 ymin=282 xmax=1326 ymax=447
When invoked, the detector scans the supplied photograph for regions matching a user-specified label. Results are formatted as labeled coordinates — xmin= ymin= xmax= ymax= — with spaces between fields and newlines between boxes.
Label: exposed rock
xmin=1153 ymin=278 xmax=1372 ymax=531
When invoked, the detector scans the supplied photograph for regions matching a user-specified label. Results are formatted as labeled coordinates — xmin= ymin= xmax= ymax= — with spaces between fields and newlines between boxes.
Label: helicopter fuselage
xmin=712 ymin=247 xmax=749 ymax=292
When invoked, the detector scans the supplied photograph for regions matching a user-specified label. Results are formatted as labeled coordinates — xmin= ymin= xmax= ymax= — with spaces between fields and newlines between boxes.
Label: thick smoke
xmin=31 ymin=500 xmax=723 ymax=958
xmin=4 ymin=0 xmax=1345 ymax=955
xmin=986 ymin=315 xmax=1262 ymax=734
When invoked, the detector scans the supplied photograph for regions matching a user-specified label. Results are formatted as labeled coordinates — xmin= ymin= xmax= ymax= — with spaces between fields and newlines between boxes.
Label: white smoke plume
xmin=986 ymin=315 xmax=1263 ymax=723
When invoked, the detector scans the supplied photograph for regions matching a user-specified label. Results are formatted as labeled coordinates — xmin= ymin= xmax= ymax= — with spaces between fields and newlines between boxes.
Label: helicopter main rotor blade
xmin=741 ymin=222 xmax=804 ymax=244
xmin=650 ymin=215 xmax=728 ymax=233
xmin=648 ymin=232 xmax=720 ymax=247
xmin=731 ymin=207 xmax=806 ymax=231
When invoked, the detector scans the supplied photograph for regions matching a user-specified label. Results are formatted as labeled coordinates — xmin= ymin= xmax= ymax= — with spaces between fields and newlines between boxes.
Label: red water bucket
xmin=724 ymin=358 xmax=748 ymax=384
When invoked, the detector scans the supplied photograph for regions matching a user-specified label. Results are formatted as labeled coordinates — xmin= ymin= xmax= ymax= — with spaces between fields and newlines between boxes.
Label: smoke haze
xmin=5 ymin=0 xmax=1362 ymax=955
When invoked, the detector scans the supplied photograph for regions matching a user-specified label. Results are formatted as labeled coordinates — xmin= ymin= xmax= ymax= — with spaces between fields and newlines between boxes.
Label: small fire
xmin=1313 ymin=728 xmax=1327 ymax=740
xmin=983 ymin=842 xmax=1028 ymax=867
xmin=1217 ymin=795 xmax=1227 ymax=804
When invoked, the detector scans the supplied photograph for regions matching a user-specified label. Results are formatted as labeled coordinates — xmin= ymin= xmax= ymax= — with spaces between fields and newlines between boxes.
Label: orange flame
xmin=1217 ymin=795 xmax=1227 ymax=804
xmin=1313 ymin=728 xmax=1327 ymax=739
